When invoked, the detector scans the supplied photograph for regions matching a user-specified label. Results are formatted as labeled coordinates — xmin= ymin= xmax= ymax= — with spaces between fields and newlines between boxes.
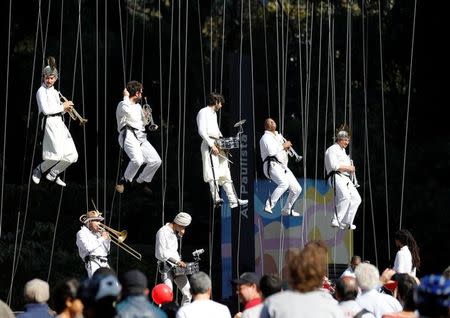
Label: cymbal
xmin=234 ymin=119 xmax=246 ymax=127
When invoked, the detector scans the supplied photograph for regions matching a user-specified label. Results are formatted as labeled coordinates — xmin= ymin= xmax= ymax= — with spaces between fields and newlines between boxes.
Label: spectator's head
xmin=93 ymin=266 xmax=116 ymax=277
xmin=51 ymin=278 xmax=83 ymax=316
xmin=443 ymin=266 xmax=450 ymax=279
xmin=354 ymin=263 xmax=380 ymax=291
xmin=415 ymin=275 xmax=450 ymax=318
xmin=350 ymin=255 xmax=362 ymax=270
xmin=160 ymin=301 xmax=179 ymax=318
xmin=24 ymin=278 xmax=50 ymax=304
xmin=259 ymin=274 xmax=282 ymax=299
xmin=288 ymin=241 xmax=328 ymax=293
xmin=189 ymin=271 xmax=212 ymax=297
xmin=335 ymin=277 xmax=358 ymax=302
xmin=120 ymin=269 xmax=148 ymax=297
xmin=394 ymin=229 xmax=420 ymax=270
xmin=232 ymin=272 xmax=261 ymax=304
xmin=394 ymin=274 xmax=417 ymax=311
xmin=78 ymin=274 xmax=121 ymax=318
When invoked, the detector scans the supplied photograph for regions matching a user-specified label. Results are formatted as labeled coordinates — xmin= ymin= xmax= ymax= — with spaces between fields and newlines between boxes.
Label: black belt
xmin=263 ymin=156 xmax=282 ymax=179
xmin=41 ymin=112 xmax=64 ymax=131
xmin=84 ymin=255 xmax=108 ymax=263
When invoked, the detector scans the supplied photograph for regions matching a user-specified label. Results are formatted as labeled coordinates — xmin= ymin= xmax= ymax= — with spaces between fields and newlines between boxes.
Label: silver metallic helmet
xmin=335 ymin=124 xmax=351 ymax=141
xmin=42 ymin=56 xmax=58 ymax=78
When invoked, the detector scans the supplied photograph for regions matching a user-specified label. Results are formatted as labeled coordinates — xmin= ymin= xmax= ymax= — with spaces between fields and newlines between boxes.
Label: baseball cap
xmin=232 ymin=272 xmax=260 ymax=287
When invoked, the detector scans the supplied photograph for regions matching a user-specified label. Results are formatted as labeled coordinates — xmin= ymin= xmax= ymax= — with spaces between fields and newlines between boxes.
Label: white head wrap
xmin=173 ymin=212 xmax=192 ymax=227
xmin=79 ymin=210 xmax=104 ymax=224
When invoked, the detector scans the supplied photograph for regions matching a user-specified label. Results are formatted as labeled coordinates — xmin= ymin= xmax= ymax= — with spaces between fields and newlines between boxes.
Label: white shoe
xmin=54 ymin=177 xmax=66 ymax=187
xmin=281 ymin=209 xmax=301 ymax=217
xmin=215 ymin=198 xmax=224 ymax=206
xmin=331 ymin=219 xmax=340 ymax=228
xmin=347 ymin=224 xmax=356 ymax=230
xmin=32 ymin=167 xmax=42 ymax=184
xmin=230 ymin=199 xmax=248 ymax=209
xmin=264 ymin=200 xmax=273 ymax=214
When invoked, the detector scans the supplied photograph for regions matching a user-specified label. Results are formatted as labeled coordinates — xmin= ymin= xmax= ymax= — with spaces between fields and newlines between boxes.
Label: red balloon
xmin=151 ymin=283 xmax=173 ymax=305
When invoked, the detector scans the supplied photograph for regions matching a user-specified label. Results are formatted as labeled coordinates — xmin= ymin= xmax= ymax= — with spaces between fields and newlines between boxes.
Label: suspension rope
xmin=262 ymin=2 xmax=271 ymax=116
xmin=128 ymin=0 xmax=137 ymax=80
xmin=0 ymin=0 xmax=13 ymax=238
xmin=399 ymin=0 xmax=417 ymax=229
xmin=361 ymin=0 xmax=378 ymax=267
xmin=377 ymin=0 xmax=390 ymax=258
xmin=158 ymin=0 xmax=166 ymax=222
xmin=197 ymin=0 xmax=207 ymax=106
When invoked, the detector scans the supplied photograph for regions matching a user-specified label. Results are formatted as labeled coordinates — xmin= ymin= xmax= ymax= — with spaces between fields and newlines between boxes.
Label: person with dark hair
xmin=341 ymin=256 xmax=362 ymax=278
xmin=325 ymin=125 xmax=361 ymax=230
xmin=242 ymin=274 xmax=283 ymax=318
xmin=76 ymin=210 xmax=111 ymax=278
xmin=414 ymin=274 xmax=450 ymax=318
xmin=232 ymin=272 xmax=262 ymax=318
xmin=335 ymin=277 xmax=375 ymax=318
xmin=260 ymin=241 xmax=344 ymax=318
xmin=382 ymin=274 xmax=418 ymax=318
xmin=51 ymin=278 xmax=83 ymax=318
xmin=196 ymin=92 xmax=248 ymax=208
xmin=393 ymin=229 xmax=420 ymax=277
xmin=77 ymin=274 xmax=121 ymax=318
xmin=116 ymin=269 xmax=167 ymax=318
xmin=161 ymin=301 xmax=180 ymax=318
xmin=259 ymin=118 xmax=302 ymax=217
xmin=31 ymin=56 xmax=78 ymax=187
xmin=176 ymin=271 xmax=231 ymax=318
xmin=155 ymin=212 xmax=193 ymax=306
xmin=115 ymin=80 xmax=162 ymax=193
xmin=17 ymin=278 xmax=53 ymax=318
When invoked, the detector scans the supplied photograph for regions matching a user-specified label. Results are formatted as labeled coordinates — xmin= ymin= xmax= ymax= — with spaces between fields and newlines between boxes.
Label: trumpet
xmin=350 ymin=159 xmax=360 ymax=188
xmin=98 ymin=223 xmax=142 ymax=261
xmin=283 ymin=138 xmax=303 ymax=162
xmin=142 ymin=97 xmax=158 ymax=131
xmin=58 ymin=92 xmax=88 ymax=126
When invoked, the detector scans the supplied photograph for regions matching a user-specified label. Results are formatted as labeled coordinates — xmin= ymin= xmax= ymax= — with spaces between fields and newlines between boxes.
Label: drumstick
xmin=211 ymin=149 xmax=233 ymax=164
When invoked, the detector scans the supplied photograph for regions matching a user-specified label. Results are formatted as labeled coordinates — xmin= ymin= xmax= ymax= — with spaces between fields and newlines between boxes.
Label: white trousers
xmin=161 ymin=271 xmax=192 ymax=306
xmin=85 ymin=260 xmax=110 ymax=278
xmin=329 ymin=174 xmax=361 ymax=225
xmin=119 ymin=130 xmax=161 ymax=182
xmin=201 ymin=140 xmax=237 ymax=203
xmin=264 ymin=162 xmax=302 ymax=211
xmin=38 ymin=116 xmax=78 ymax=175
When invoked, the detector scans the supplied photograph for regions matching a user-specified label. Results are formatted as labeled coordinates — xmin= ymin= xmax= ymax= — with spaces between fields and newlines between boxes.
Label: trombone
xmin=98 ymin=223 xmax=142 ymax=261
xmin=58 ymin=92 xmax=88 ymax=126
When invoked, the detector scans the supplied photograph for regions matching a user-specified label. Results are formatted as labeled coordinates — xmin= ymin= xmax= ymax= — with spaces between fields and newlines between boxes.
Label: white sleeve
xmin=326 ymin=146 xmax=341 ymax=172
xmin=261 ymin=134 xmax=283 ymax=157
xmin=393 ymin=250 xmax=410 ymax=273
xmin=176 ymin=308 xmax=186 ymax=318
xmin=76 ymin=228 xmax=106 ymax=256
xmin=36 ymin=88 xmax=63 ymax=115
xmin=155 ymin=229 xmax=180 ymax=262
xmin=197 ymin=109 xmax=215 ymax=147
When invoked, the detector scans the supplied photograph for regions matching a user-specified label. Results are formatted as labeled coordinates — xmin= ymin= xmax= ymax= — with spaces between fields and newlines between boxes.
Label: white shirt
xmin=393 ymin=245 xmax=416 ymax=276
xmin=76 ymin=226 xmax=110 ymax=259
xmin=356 ymin=289 xmax=402 ymax=318
xmin=259 ymin=130 xmax=289 ymax=166
xmin=116 ymin=97 xmax=145 ymax=132
xmin=339 ymin=300 xmax=375 ymax=318
xmin=176 ymin=299 xmax=231 ymax=318
xmin=242 ymin=303 xmax=263 ymax=318
xmin=325 ymin=143 xmax=351 ymax=175
xmin=196 ymin=106 xmax=222 ymax=147
xmin=36 ymin=84 xmax=64 ymax=115
xmin=155 ymin=223 xmax=181 ymax=262
xmin=340 ymin=266 xmax=356 ymax=278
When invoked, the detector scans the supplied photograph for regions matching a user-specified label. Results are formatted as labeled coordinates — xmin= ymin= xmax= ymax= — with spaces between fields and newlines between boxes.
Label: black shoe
xmin=136 ymin=182 xmax=153 ymax=195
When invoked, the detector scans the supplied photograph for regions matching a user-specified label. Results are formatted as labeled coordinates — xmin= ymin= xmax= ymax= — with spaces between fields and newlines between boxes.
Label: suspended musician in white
xmin=259 ymin=118 xmax=302 ymax=217
xmin=196 ymin=93 xmax=248 ymax=208
xmin=31 ymin=56 xmax=78 ymax=187
xmin=325 ymin=126 xmax=361 ymax=230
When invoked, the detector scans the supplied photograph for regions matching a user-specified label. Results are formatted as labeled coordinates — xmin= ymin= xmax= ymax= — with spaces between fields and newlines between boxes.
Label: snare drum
xmin=216 ymin=137 xmax=239 ymax=150
xmin=172 ymin=262 xmax=199 ymax=276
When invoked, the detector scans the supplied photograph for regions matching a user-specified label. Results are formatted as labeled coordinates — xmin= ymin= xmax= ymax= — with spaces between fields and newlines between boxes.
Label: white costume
xmin=176 ymin=299 xmax=232 ymax=318
xmin=116 ymin=97 xmax=161 ymax=183
xmin=393 ymin=245 xmax=416 ymax=276
xmin=196 ymin=106 xmax=240 ymax=206
xmin=76 ymin=226 xmax=110 ymax=277
xmin=259 ymin=130 xmax=302 ymax=214
xmin=325 ymin=143 xmax=361 ymax=227
xmin=33 ymin=84 xmax=78 ymax=181
xmin=155 ymin=223 xmax=191 ymax=305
